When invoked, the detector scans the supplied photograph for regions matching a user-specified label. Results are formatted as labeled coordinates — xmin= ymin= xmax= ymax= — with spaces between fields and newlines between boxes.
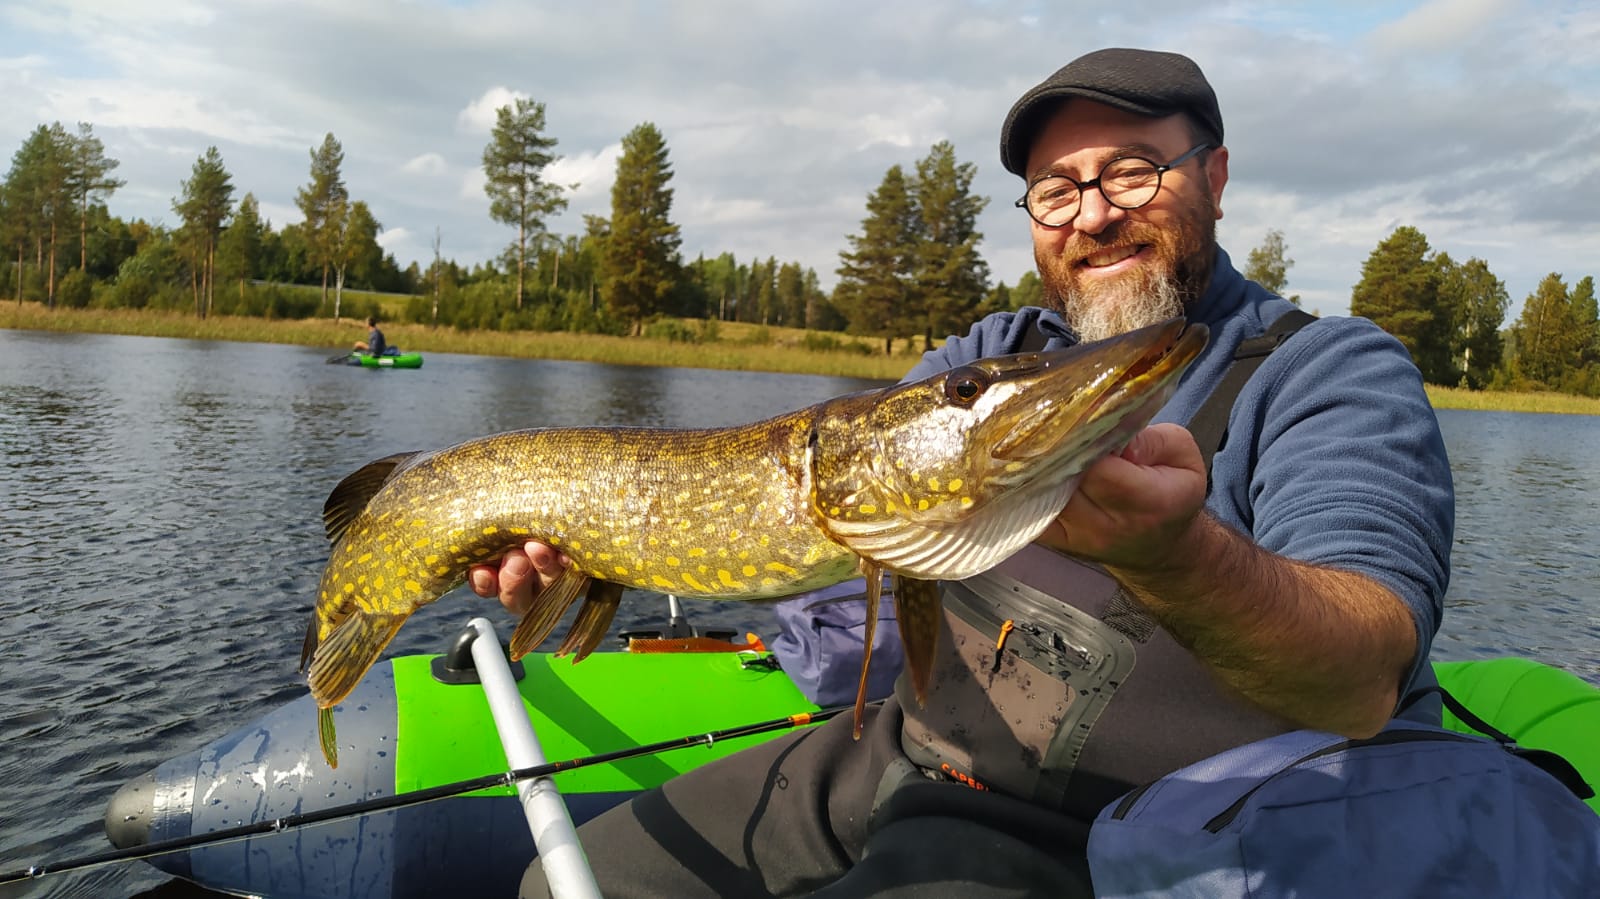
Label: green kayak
xmin=340 ymin=350 xmax=424 ymax=368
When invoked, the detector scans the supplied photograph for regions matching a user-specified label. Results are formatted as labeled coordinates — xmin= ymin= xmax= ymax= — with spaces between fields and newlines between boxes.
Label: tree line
xmin=3 ymin=111 xmax=1596 ymax=391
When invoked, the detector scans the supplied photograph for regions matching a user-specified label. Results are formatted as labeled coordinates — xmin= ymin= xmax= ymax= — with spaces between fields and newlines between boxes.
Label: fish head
xmin=809 ymin=317 xmax=1208 ymax=578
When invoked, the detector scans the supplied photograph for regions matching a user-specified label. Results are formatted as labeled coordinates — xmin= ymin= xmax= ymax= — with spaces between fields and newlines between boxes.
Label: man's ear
xmin=1206 ymin=145 xmax=1230 ymax=220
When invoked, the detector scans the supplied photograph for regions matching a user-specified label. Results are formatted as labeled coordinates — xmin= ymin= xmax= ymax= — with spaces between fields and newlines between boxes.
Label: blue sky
xmin=2 ymin=0 xmax=1595 ymax=320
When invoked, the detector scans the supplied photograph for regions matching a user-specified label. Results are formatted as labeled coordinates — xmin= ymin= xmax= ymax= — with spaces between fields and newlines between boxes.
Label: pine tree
xmin=1350 ymin=226 xmax=1454 ymax=383
xmin=835 ymin=165 xmax=919 ymax=354
xmin=483 ymin=98 xmax=567 ymax=311
xmin=217 ymin=192 xmax=264 ymax=307
xmin=172 ymin=146 xmax=234 ymax=318
xmin=67 ymin=122 xmax=123 ymax=272
xmin=295 ymin=133 xmax=348 ymax=313
xmin=600 ymin=122 xmax=680 ymax=335
xmin=910 ymin=141 xmax=989 ymax=350
xmin=1510 ymin=273 xmax=1575 ymax=387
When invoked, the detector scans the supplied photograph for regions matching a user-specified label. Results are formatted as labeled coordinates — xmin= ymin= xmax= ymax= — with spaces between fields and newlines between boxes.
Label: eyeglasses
xmin=1014 ymin=143 xmax=1211 ymax=228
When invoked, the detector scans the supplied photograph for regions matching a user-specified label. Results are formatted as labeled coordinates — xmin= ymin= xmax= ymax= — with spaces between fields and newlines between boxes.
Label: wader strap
xmin=1189 ymin=308 xmax=1317 ymax=484
xmin=1016 ymin=319 xmax=1052 ymax=353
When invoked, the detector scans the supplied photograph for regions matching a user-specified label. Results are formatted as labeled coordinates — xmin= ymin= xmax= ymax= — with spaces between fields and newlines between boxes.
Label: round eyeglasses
xmin=1014 ymin=143 xmax=1211 ymax=228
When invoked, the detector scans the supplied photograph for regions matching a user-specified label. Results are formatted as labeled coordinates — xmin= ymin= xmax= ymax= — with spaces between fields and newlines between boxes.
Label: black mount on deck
xmin=430 ymin=625 xmax=527 ymax=685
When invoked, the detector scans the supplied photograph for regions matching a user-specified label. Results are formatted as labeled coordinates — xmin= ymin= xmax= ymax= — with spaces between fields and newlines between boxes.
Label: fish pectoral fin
xmin=555 ymin=580 xmax=624 ymax=662
xmin=892 ymin=575 xmax=942 ymax=709
xmin=307 ymin=609 xmax=409 ymax=768
xmin=509 ymin=566 xmax=589 ymax=659
xmin=322 ymin=451 xmax=424 ymax=546
xmin=851 ymin=560 xmax=884 ymax=741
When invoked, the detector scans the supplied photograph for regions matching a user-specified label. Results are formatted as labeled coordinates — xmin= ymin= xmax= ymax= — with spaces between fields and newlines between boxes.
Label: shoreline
xmin=5 ymin=302 xmax=1598 ymax=415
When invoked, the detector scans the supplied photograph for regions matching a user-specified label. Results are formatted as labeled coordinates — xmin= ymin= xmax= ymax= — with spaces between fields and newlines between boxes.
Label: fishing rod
xmin=0 ymin=704 xmax=850 ymax=886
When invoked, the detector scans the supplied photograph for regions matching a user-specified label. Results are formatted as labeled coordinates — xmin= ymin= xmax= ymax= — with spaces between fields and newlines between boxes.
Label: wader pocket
xmin=900 ymin=563 xmax=1136 ymax=810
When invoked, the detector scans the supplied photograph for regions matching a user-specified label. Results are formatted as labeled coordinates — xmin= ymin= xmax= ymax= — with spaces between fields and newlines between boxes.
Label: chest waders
xmin=900 ymin=309 xmax=1318 ymax=820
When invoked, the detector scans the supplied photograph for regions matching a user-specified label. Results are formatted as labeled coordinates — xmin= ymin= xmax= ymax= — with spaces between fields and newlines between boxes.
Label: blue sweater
xmin=903 ymin=248 xmax=1454 ymax=691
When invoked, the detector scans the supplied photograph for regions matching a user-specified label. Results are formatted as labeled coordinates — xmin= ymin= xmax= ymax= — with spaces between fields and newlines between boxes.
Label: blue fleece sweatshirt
xmin=902 ymin=247 xmax=1454 ymax=695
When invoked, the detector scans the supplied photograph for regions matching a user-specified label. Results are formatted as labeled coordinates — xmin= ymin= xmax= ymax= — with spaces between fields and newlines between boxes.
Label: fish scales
xmin=303 ymin=318 xmax=1211 ymax=766
xmin=319 ymin=418 xmax=860 ymax=613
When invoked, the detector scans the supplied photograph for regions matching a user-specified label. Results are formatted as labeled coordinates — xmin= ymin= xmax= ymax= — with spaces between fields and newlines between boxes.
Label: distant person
xmin=353 ymin=316 xmax=387 ymax=356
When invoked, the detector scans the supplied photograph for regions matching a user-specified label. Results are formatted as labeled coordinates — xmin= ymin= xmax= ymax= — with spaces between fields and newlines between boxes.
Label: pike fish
xmin=303 ymin=318 xmax=1209 ymax=766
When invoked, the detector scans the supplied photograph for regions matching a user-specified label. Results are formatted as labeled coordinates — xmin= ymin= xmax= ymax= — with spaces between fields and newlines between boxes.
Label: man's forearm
xmin=1108 ymin=513 xmax=1417 ymax=737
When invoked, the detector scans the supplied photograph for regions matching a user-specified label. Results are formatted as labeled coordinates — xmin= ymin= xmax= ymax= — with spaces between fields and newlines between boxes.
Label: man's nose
xmin=1072 ymin=186 xmax=1125 ymax=235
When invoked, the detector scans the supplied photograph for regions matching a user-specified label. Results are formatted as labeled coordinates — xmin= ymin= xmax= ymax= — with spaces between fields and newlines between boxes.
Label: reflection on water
xmin=0 ymin=330 xmax=1596 ymax=898
xmin=1432 ymin=409 xmax=1600 ymax=672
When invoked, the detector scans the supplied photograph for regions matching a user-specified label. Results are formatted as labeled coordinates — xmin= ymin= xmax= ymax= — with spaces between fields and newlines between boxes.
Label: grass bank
xmin=5 ymin=301 xmax=1598 ymax=415
xmin=0 ymin=302 xmax=912 ymax=381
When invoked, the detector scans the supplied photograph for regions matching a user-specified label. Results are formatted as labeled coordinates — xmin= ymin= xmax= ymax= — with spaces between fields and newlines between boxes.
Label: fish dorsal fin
xmin=323 ymin=451 xmax=422 ymax=546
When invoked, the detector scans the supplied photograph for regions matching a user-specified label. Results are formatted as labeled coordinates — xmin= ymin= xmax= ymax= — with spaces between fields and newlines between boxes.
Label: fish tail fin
xmin=555 ymin=581 xmax=624 ymax=662
xmin=318 ymin=707 xmax=339 ymax=769
xmin=510 ymin=567 xmax=589 ymax=659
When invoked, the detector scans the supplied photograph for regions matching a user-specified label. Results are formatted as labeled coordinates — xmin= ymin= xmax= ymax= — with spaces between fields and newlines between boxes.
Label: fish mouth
xmin=992 ymin=317 xmax=1207 ymax=462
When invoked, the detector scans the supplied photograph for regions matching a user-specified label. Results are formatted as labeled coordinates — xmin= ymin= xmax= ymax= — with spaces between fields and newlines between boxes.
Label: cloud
xmin=401 ymin=152 xmax=449 ymax=176
xmin=457 ymin=86 xmax=529 ymax=134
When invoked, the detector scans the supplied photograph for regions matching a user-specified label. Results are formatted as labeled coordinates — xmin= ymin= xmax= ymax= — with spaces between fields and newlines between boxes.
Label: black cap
xmin=1000 ymin=48 xmax=1223 ymax=177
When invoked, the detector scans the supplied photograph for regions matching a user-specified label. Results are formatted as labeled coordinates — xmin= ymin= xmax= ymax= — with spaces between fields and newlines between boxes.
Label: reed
xmin=1425 ymin=385 xmax=1600 ymax=416
xmin=0 ymin=303 xmax=912 ymax=381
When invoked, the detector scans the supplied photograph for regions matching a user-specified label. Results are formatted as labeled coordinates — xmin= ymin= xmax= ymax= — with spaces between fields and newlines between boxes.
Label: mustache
xmin=1058 ymin=221 xmax=1163 ymax=261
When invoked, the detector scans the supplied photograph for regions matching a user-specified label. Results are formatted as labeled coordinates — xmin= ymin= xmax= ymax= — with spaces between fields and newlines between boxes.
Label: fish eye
xmin=943 ymin=366 xmax=990 ymax=405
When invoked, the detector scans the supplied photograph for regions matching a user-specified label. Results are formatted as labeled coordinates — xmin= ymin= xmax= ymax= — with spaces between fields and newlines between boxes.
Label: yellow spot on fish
xmin=1005 ymin=461 xmax=1025 ymax=473
xmin=435 ymin=566 xmax=450 ymax=576
xmin=860 ymin=504 xmax=877 ymax=515
xmin=681 ymin=572 xmax=708 ymax=591
xmin=758 ymin=535 xmax=771 ymax=547
xmin=688 ymin=548 xmax=705 ymax=558
xmin=549 ymin=536 xmax=562 ymax=545
xmin=666 ymin=556 xmax=680 ymax=567
xmin=928 ymin=477 xmax=940 ymax=491
xmin=612 ymin=535 xmax=630 ymax=547
xmin=373 ymin=576 xmax=385 ymax=589
xmin=960 ymin=496 xmax=974 ymax=508
xmin=947 ymin=478 xmax=964 ymax=492
xmin=413 ymin=537 xmax=431 ymax=549
xmin=766 ymin=562 xmax=799 ymax=576
xmin=509 ymin=527 xmax=530 ymax=536
xmin=425 ymin=555 xmax=439 ymax=566
xmin=741 ymin=564 xmax=757 ymax=577
xmin=652 ymin=574 xmax=675 ymax=589
xmin=343 ymin=582 xmax=356 ymax=594
xmin=717 ymin=570 xmax=745 ymax=588
xmin=358 ymin=553 xmax=373 ymax=564
xmin=405 ymin=580 xmax=421 ymax=592
xmin=613 ymin=566 xmax=629 ymax=576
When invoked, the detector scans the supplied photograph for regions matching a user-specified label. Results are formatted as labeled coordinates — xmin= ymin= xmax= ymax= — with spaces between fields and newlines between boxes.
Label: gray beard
xmin=1056 ymin=268 xmax=1186 ymax=344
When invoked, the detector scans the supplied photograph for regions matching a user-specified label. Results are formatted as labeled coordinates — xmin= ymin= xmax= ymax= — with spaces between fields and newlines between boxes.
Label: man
xmin=474 ymin=48 xmax=1453 ymax=897
xmin=353 ymin=315 xmax=386 ymax=356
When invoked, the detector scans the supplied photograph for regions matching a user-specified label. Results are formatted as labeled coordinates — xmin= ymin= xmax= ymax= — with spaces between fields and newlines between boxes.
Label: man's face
xmin=1023 ymin=99 xmax=1229 ymax=342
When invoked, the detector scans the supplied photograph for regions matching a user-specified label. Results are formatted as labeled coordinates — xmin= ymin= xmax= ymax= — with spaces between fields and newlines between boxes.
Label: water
xmin=1 ymin=330 xmax=1597 ymax=898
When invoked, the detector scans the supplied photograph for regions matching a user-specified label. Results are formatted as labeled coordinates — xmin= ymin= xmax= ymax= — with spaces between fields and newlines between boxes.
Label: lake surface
xmin=1 ymin=329 xmax=1597 ymax=898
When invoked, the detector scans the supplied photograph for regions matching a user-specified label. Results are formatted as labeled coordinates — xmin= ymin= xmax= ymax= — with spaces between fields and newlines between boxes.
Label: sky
xmin=2 ymin=0 xmax=1596 ymax=320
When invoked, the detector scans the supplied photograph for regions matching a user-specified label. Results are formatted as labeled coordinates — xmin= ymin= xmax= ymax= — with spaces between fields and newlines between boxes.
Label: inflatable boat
xmin=82 ymin=625 xmax=1600 ymax=899
xmin=336 ymin=347 xmax=424 ymax=368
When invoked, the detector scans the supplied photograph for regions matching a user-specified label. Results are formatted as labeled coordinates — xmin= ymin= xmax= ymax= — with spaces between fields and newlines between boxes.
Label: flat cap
xmin=1000 ymin=48 xmax=1223 ymax=177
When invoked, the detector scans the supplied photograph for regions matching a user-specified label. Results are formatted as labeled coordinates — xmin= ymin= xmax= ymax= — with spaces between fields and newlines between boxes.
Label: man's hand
xmin=1038 ymin=422 xmax=1208 ymax=570
xmin=468 ymin=541 xmax=571 ymax=615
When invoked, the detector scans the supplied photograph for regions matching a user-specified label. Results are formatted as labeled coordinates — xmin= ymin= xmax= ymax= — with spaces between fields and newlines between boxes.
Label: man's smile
xmin=1077 ymin=244 xmax=1149 ymax=273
